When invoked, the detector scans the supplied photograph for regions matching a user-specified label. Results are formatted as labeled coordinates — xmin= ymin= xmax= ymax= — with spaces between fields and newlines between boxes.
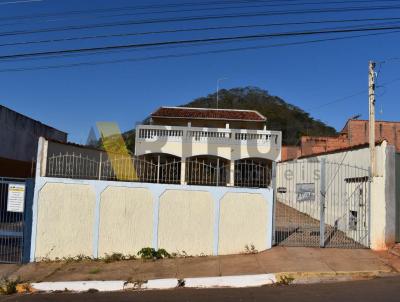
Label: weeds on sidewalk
xmin=103 ymin=253 xmax=136 ymax=263
xmin=244 ymin=244 xmax=258 ymax=254
xmin=0 ymin=277 xmax=21 ymax=295
xmin=138 ymin=248 xmax=170 ymax=260
xmin=38 ymin=254 xmax=93 ymax=263
xmin=38 ymin=248 xmax=175 ymax=264
xmin=275 ymin=275 xmax=295 ymax=286
xmin=38 ymin=252 xmax=136 ymax=264
xmin=63 ymin=254 xmax=92 ymax=263
xmin=171 ymin=250 xmax=193 ymax=258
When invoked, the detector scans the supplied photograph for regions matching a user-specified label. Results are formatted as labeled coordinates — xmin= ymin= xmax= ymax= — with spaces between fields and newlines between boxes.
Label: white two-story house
xmin=135 ymin=107 xmax=282 ymax=188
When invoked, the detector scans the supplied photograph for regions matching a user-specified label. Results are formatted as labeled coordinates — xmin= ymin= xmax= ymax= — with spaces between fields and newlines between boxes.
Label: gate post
xmin=157 ymin=155 xmax=161 ymax=183
xmin=271 ymin=161 xmax=277 ymax=246
xmin=23 ymin=179 xmax=35 ymax=263
xmin=320 ymin=158 xmax=327 ymax=248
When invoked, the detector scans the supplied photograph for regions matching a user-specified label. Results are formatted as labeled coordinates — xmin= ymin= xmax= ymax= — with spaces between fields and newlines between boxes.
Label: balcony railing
xmin=136 ymin=125 xmax=281 ymax=146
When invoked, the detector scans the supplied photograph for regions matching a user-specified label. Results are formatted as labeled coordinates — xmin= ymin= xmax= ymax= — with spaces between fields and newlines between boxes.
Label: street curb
xmin=31 ymin=281 xmax=126 ymax=292
xmin=144 ymin=279 xmax=180 ymax=290
xmin=30 ymin=271 xmax=394 ymax=293
xmin=184 ymin=274 xmax=276 ymax=288
xmin=31 ymin=274 xmax=277 ymax=292
xmin=275 ymin=270 xmax=393 ymax=284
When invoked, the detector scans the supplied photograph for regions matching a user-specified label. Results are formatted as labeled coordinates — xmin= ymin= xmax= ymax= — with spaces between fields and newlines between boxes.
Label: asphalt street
xmin=1 ymin=276 xmax=400 ymax=302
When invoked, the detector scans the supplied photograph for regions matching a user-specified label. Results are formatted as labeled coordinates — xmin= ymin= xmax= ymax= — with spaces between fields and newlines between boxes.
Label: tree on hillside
xmin=184 ymin=86 xmax=337 ymax=145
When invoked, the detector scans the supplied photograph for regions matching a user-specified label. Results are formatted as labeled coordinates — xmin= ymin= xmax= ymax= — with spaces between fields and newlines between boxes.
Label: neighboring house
xmin=282 ymin=118 xmax=400 ymax=161
xmin=0 ymin=105 xmax=67 ymax=178
xmin=135 ymin=106 xmax=282 ymax=187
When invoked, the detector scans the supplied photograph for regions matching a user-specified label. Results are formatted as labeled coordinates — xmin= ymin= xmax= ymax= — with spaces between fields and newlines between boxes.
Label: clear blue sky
xmin=1 ymin=0 xmax=399 ymax=143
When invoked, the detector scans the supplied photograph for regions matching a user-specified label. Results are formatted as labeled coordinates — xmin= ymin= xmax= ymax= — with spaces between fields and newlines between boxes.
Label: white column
xmin=40 ymin=138 xmax=48 ymax=177
xmin=228 ymin=160 xmax=235 ymax=186
xmin=180 ymin=157 xmax=186 ymax=185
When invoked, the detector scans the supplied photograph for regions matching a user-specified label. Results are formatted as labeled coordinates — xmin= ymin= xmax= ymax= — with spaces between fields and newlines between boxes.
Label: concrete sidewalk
xmin=0 ymin=247 xmax=398 ymax=284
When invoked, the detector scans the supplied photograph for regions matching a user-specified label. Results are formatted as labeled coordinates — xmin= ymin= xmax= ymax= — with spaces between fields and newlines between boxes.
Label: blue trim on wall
xmin=92 ymin=186 xmax=104 ymax=259
xmin=209 ymin=190 xmax=225 ymax=256
xmin=261 ymin=190 xmax=274 ymax=249
xmin=29 ymin=179 xmax=45 ymax=262
xmin=151 ymin=186 xmax=165 ymax=251
xmin=29 ymin=176 xmax=274 ymax=261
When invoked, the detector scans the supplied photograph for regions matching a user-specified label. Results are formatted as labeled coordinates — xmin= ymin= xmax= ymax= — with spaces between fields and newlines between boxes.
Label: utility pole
xmin=369 ymin=60 xmax=376 ymax=177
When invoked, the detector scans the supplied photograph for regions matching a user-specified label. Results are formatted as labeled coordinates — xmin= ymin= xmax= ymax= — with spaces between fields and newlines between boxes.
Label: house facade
xmin=135 ymin=107 xmax=282 ymax=187
xmin=27 ymin=107 xmax=282 ymax=260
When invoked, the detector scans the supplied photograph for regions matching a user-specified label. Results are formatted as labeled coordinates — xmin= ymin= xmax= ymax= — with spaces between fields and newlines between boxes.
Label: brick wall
xmin=300 ymin=135 xmax=350 ymax=157
xmin=347 ymin=120 xmax=400 ymax=151
xmin=281 ymin=119 xmax=400 ymax=161
xmin=281 ymin=146 xmax=301 ymax=161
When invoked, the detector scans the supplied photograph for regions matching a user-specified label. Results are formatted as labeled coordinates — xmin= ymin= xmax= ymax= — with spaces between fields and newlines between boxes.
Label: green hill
xmin=183 ymin=86 xmax=337 ymax=145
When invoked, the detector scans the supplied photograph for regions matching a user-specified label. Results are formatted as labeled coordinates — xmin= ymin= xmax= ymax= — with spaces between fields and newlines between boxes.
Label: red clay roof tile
xmin=151 ymin=107 xmax=266 ymax=122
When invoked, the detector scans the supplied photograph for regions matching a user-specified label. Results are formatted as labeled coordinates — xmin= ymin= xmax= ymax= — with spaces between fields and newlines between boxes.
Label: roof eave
xmin=151 ymin=115 xmax=266 ymax=122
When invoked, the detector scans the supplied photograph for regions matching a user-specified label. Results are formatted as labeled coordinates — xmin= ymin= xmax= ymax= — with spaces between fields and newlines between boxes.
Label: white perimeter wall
xmin=30 ymin=179 xmax=273 ymax=261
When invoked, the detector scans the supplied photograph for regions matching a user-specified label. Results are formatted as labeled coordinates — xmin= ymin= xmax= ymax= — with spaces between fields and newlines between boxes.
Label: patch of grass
xmin=137 ymin=248 xmax=171 ymax=260
xmin=88 ymin=268 xmax=101 ymax=275
xmin=275 ymin=275 xmax=295 ymax=286
xmin=171 ymin=251 xmax=191 ymax=258
xmin=0 ymin=278 xmax=21 ymax=295
xmin=103 ymin=253 xmax=124 ymax=263
xmin=62 ymin=254 xmax=92 ymax=263
xmin=38 ymin=254 xmax=93 ymax=263
xmin=103 ymin=253 xmax=136 ymax=263
xmin=39 ymin=253 xmax=137 ymax=264
xmin=244 ymin=244 xmax=258 ymax=254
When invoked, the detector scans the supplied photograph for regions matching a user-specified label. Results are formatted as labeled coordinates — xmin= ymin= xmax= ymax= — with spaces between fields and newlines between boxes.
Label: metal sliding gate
xmin=275 ymin=159 xmax=370 ymax=248
xmin=0 ymin=178 xmax=27 ymax=263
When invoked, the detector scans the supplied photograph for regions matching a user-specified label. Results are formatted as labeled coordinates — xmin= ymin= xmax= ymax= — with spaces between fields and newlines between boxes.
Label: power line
xmin=311 ymin=90 xmax=367 ymax=110
xmin=0 ymin=29 xmax=398 ymax=73
xmin=97 ymin=1 xmax=400 ymax=21
xmin=0 ymin=0 xmax=42 ymax=5
xmin=3 ymin=19 xmax=399 ymax=65
xmin=1 ymin=17 xmax=399 ymax=48
xmin=311 ymin=66 xmax=400 ymax=111
xmin=2 ymin=4 xmax=400 ymax=37
xmin=7 ymin=20 xmax=398 ymax=64
xmin=2 ymin=0 xmax=396 ymax=23
xmin=3 ymin=0 xmax=399 ymax=26
xmin=311 ymin=75 xmax=400 ymax=112
xmin=0 ymin=24 xmax=399 ymax=61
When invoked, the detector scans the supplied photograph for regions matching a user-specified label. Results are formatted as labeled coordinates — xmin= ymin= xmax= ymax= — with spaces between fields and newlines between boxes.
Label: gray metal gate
xmin=275 ymin=159 xmax=370 ymax=248
xmin=0 ymin=178 xmax=27 ymax=263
